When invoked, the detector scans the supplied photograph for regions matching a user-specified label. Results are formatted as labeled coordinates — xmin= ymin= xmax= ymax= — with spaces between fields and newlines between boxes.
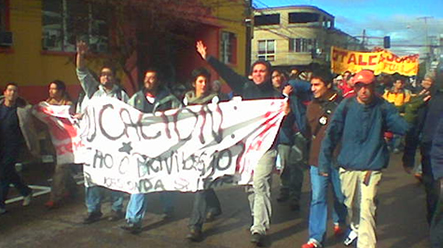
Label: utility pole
xmin=362 ymin=29 xmax=366 ymax=49
xmin=418 ymin=16 xmax=434 ymax=71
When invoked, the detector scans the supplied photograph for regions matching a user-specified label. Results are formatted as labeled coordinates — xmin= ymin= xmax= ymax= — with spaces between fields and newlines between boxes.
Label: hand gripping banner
xmin=35 ymin=97 xmax=286 ymax=194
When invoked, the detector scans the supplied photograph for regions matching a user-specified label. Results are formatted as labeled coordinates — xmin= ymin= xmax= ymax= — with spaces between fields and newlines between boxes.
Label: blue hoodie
xmin=319 ymin=96 xmax=409 ymax=172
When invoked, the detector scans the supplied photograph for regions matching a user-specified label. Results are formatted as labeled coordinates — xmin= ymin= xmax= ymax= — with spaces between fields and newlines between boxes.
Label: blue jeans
xmin=126 ymin=192 xmax=175 ymax=224
xmin=85 ymin=186 xmax=125 ymax=213
xmin=308 ymin=166 xmax=347 ymax=243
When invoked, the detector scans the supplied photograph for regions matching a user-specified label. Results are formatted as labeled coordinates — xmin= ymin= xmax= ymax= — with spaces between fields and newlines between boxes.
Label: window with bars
xmin=257 ymin=39 xmax=275 ymax=61
xmin=221 ymin=31 xmax=237 ymax=64
xmin=42 ymin=0 xmax=109 ymax=53
xmin=289 ymin=38 xmax=317 ymax=53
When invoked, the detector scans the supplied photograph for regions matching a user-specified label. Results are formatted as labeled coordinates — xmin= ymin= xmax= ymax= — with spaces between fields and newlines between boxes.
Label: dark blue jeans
xmin=0 ymin=147 xmax=31 ymax=209
xmin=188 ymin=189 xmax=221 ymax=230
xmin=430 ymin=179 xmax=443 ymax=248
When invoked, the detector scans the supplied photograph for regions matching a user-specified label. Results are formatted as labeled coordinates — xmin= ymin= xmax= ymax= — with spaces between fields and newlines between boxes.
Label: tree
xmin=78 ymin=0 xmax=213 ymax=92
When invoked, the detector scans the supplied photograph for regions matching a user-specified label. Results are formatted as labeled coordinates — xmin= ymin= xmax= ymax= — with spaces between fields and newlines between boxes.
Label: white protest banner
xmin=68 ymin=97 xmax=286 ymax=194
xmin=33 ymin=102 xmax=82 ymax=165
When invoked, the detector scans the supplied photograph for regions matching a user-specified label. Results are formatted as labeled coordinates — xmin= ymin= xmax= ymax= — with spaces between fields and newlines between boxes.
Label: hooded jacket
xmin=128 ymin=86 xmax=182 ymax=113
xmin=76 ymin=68 xmax=129 ymax=103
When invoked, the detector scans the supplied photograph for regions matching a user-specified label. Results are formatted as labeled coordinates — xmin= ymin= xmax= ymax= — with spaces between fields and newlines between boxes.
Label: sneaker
xmin=414 ymin=173 xmax=423 ymax=182
xmin=250 ymin=232 xmax=264 ymax=246
xmin=83 ymin=211 xmax=103 ymax=224
xmin=333 ymin=224 xmax=345 ymax=237
xmin=22 ymin=191 xmax=33 ymax=206
xmin=108 ymin=210 xmax=124 ymax=221
xmin=120 ymin=222 xmax=142 ymax=234
xmin=301 ymin=240 xmax=322 ymax=248
xmin=343 ymin=229 xmax=358 ymax=246
xmin=45 ymin=201 xmax=59 ymax=210
xmin=186 ymin=228 xmax=202 ymax=242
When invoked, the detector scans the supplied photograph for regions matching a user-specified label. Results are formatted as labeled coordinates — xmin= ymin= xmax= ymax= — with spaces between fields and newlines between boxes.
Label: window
xmin=221 ymin=31 xmax=237 ymax=64
xmin=288 ymin=12 xmax=320 ymax=24
xmin=42 ymin=0 xmax=109 ymax=52
xmin=289 ymin=38 xmax=317 ymax=53
xmin=0 ymin=0 xmax=9 ymax=30
xmin=257 ymin=40 xmax=275 ymax=61
xmin=254 ymin=14 xmax=280 ymax=26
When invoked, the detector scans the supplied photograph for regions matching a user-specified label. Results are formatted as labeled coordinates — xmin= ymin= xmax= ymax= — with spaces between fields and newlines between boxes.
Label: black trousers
xmin=0 ymin=146 xmax=31 ymax=209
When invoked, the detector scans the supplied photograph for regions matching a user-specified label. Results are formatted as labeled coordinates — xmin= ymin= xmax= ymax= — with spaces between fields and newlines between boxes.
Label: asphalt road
xmin=0 ymin=153 xmax=431 ymax=248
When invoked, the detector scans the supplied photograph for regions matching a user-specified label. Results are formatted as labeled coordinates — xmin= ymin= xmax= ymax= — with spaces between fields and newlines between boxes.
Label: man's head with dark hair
xmin=191 ymin=67 xmax=212 ymax=96
xmin=51 ymin=80 xmax=67 ymax=92
xmin=310 ymin=69 xmax=333 ymax=99
xmin=271 ymin=69 xmax=287 ymax=90
xmin=4 ymin=82 xmax=18 ymax=91
xmin=99 ymin=63 xmax=117 ymax=90
xmin=191 ymin=67 xmax=211 ymax=85
xmin=143 ymin=67 xmax=162 ymax=94
xmin=311 ymin=69 xmax=333 ymax=87
xmin=49 ymin=80 xmax=70 ymax=100
xmin=3 ymin=82 xmax=19 ymax=105
xmin=250 ymin=60 xmax=272 ymax=85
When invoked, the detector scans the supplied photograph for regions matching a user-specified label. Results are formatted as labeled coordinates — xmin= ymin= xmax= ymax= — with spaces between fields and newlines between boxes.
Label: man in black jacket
xmin=196 ymin=40 xmax=283 ymax=246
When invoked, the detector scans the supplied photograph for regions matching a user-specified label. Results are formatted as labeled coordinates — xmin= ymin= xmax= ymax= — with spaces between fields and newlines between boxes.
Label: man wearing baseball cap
xmin=318 ymin=69 xmax=411 ymax=248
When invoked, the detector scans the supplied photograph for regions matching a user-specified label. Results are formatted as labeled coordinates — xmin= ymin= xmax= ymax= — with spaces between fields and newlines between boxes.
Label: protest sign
xmin=33 ymin=102 xmax=82 ymax=165
xmin=37 ymin=97 xmax=286 ymax=194
xmin=331 ymin=46 xmax=419 ymax=76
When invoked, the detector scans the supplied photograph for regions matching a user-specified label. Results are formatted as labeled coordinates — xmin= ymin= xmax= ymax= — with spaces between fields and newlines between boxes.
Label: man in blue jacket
xmin=319 ymin=70 xmax=410 ymax=248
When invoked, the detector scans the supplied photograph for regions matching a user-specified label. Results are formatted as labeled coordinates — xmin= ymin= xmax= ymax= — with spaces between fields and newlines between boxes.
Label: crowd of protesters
xmin=0 ymin=39 xmax=442 ymax=248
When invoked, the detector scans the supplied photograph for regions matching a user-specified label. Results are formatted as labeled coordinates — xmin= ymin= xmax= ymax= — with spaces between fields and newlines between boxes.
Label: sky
xmin=253 ymin=0 xmax=443 ymax=57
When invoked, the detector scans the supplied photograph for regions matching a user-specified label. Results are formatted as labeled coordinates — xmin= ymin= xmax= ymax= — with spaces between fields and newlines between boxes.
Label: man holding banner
xmin=76 ymin=41 xmax=130 ymax=224
xmin=121 ymin=67 xmax=182 ymax=234
xmin=196 ymin=40 xmax=284 ymax=246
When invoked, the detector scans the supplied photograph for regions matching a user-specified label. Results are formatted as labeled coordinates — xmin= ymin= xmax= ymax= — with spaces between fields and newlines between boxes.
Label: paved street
xmin=0 ymin=153 xmax=431 ymax=248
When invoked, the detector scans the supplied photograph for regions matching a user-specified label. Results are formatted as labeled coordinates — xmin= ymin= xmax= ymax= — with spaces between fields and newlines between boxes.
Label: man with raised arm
xmin=196 ymin=40 xmax=283 ymax=246
xmin=76 ymin=41 xmax=129 ymax=224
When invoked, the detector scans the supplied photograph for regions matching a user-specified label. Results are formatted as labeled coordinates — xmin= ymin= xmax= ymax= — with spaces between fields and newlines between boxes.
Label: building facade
xmin=0 ymin=0 xmax=251 ymax=103
xmin=252 ymin=5 xmax=361 ymax=71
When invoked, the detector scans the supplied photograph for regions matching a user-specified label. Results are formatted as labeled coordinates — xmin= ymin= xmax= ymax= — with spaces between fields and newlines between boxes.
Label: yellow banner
xmin=331 ymin=47 xmax=419 ymax=76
